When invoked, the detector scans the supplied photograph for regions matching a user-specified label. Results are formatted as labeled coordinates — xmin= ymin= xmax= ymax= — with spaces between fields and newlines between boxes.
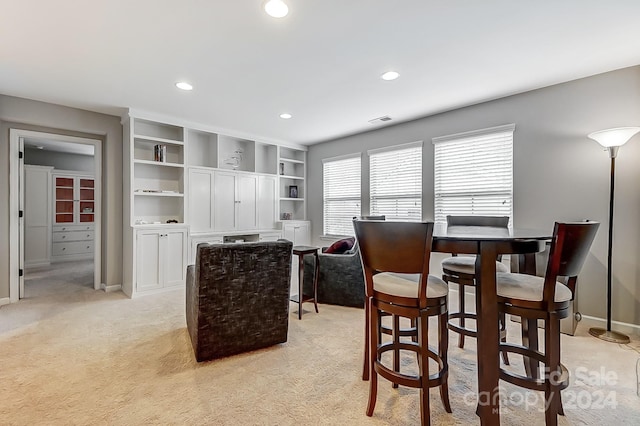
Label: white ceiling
xmin=2 ymin=1 xmax=640 ymax=145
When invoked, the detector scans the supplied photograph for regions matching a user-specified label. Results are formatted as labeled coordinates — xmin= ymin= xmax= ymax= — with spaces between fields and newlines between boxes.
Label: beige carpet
xmin=1 ymin=263 xmax=639 ymax=425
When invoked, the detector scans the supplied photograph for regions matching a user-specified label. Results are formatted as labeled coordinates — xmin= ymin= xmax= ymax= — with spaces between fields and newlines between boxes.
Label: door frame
xmin=9 ymin=129 xmax=103 ymax=302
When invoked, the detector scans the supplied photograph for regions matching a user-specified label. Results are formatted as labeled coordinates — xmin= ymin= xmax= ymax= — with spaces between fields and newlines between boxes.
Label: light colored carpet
xmin=1 ymin=263 xmax=639 ymax=425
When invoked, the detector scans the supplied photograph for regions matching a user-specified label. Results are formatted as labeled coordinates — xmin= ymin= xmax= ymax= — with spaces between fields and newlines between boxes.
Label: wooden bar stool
xmin=497 ymin=221 xmax=599 ymax=425
xmin=354 ymin=220 xmax=451 ymax=425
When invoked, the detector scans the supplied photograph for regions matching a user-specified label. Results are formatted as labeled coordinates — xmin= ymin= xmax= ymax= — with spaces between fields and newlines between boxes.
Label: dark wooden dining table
xmin=432 ymin=224 xmax=552 ymax=425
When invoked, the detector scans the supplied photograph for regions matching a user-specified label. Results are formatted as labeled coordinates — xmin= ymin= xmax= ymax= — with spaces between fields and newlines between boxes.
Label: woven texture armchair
xmin=302 ymin=244 xmax=365 ymax=308
xmin=186 ymin=240 xmax=293 ymax=362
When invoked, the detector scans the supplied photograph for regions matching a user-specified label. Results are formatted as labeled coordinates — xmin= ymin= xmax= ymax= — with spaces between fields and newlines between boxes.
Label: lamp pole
xmin=587 ymin=128 xmax=639 ymax=344
xmin=605 ymin=149 xmax=616 ymax=333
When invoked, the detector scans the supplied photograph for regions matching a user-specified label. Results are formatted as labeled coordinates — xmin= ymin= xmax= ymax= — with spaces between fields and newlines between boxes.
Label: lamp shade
xmin=588 ymin=127 xmax=640 ymax=147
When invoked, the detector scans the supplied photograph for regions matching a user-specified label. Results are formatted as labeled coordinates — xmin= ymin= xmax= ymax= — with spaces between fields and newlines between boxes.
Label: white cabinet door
xmin=188 ymin=169 xmax=214 ymax=232
xmin=237 ymin=174 xmax=258 ymax=230
xmin=136 ymin=227 xmax=187 ymax=294
xmin=136 ymin=231 xmax=162 ymax=292
xmin=257 ymin=175 xmax=277 ymax=230
xmin=283 ymin=221 xmax=310 ymax=246
xmin=24 ymin=166 xmax=52 ymax=266
xmin=163 ymin=230 xmax=187 ymax=287
xmin=214 ymin=171 xmax=237 ymax=231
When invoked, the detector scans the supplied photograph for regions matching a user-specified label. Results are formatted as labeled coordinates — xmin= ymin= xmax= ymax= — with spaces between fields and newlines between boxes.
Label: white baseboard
xmin=0 ymin=297 xmax=11 ymax=306
xmin=580 ymin=315 xmax=640 ymax=337
xmin=101 ymin=283 xmax=122 ymax=293
xmin=25 ymin=260 xmax=51 ymax=268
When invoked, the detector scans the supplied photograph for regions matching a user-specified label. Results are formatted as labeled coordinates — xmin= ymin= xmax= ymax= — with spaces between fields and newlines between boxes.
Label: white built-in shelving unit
xmin=122 ymin=110 xmax=309 ymax=298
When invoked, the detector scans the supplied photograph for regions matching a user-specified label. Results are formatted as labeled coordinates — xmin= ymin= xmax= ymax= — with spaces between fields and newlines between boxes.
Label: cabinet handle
xmin=87 ymin=234 xmax=91 ymax=238
xmin=86 ymin=246 xmax=90 ymax=249
xmin=62 ymin=236 xmax=66 ymax=239
xmin=62 ymin=248 xmax=66 ymax=251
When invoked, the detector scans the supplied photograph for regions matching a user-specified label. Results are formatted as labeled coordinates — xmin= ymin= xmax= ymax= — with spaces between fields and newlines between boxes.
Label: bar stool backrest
xmin=446 ymin=215 xmax=509 ymax=228
xmin=353 ymin=220 xmax=434 ymax=304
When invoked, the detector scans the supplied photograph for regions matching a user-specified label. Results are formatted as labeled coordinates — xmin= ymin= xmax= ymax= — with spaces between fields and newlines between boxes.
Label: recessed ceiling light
xmin=381 ymin=71 xmax=400 ymax=81
xmin=264 ymin=0 xmax=288 ymax=18
xmin=279 ymin=113 xmax=292 ymax=119
xmin=175 ymin=81 xmax=193 ymax=91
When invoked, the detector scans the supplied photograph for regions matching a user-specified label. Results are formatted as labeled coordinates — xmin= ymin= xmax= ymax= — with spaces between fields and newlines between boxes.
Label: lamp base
xmin=588 ymin=327 xmax=630 ymax=344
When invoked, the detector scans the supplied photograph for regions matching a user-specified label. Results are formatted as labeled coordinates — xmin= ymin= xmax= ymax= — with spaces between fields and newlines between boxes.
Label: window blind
xmin=369 ymin=142 xmax=422 ymax=221
xmin=323 ymin=154 xmax=361 ymax=236
xmin=433 ymin=125 xmax=514 ymax=225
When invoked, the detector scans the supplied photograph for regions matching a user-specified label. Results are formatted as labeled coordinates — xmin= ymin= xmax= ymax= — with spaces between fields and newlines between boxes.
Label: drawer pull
xmin=86 ymin=246 xmax=90 ymax=249
xmin=62 ymin=248 xmax=66 ymax=251
xmin=87 ymin=234 xmax=91 ymax=238
xmin=62 ymin=236 xmax=66 ymax=239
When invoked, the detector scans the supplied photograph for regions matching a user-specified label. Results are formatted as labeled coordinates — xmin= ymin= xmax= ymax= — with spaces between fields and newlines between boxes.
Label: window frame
xmin=432 ymin=124 xmax=515 ymax=225
xmin=322 ymin=153 xmax=362 ymax=237
xmin=368 ymin=141 xmax=423 ymax=221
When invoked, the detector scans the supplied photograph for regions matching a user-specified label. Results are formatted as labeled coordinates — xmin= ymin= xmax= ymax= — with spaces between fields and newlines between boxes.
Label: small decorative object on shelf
xmin=154 ymin=144 xmax=166 ymax=162
xmin=166 ymin=219 xmax=178 ymax=224
xmin=279 ymin=162 xmax=285 ymax=175
xmin=223 ymin=149 xmax=244 ymax=170
xmin=281 ymin=212 xmax=292 ymax=220
xmin=289 ymin=185 xmax=298 ymax=198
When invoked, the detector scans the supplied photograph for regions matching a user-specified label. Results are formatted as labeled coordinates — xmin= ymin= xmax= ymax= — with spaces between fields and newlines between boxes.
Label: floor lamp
xmin=587 ymin=127 xmax=640 ymax=344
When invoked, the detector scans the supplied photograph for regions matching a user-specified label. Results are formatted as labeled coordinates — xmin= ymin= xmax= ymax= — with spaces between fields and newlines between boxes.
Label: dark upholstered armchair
xmin=302 ymin=243 xmax=365 ymax=308
xmin=186 ymin=240 xmax=293 ymax=362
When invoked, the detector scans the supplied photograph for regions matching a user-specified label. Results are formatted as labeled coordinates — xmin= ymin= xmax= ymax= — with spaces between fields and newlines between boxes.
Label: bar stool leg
xmin=363 ymin=299 xmax=370 ymax=381
xmin=366 ymin=299 xmax=379 ymax=417
xmin=418 ymin=313 xmax=431 ymax=426
xmin=392 ymin=314 xmax=400 ymax=389
xmin=458 ymin=284 xmax=466 ymax=349
xmin=438 ymin=311 xmax=452 ymax=413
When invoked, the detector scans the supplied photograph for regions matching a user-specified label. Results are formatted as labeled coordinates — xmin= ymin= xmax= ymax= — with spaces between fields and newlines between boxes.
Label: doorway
xmin=9 ymin=129 xmax=102 ymax=302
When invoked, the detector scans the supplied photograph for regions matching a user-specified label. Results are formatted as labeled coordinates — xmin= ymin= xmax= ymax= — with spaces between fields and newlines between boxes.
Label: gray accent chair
xmin=186 ymin=240 xmax=293 ymax=362
xmin=302 ymin=242 xmax=365 ymax=308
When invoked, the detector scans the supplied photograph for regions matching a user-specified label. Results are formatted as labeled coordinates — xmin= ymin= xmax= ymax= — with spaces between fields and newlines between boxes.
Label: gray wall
xmin=25 ymin=148 xmax=94 ymax=173
xmin=307 ymin=66 xmax=640 ymax=326
xmin=0 ymin=95 xmax=123 ymax=296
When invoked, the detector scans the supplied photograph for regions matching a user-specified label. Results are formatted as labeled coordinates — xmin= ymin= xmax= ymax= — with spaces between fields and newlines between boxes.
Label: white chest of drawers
xmin=51 ymin=224 xmax=95 ymax=261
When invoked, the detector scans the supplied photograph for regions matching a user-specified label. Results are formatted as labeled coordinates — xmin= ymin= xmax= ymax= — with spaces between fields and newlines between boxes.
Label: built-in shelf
xmin=279 ymin=174 xmax=304 ymax=180
xmin=134 ymin=159 xmax=184 ymax=168
xmin=133 ymin=134 xmax=184 ymax=146
xmin=280 ymin=157 xmax=304 ymax=164
xmin=134 ymin=192 xmax=184 ymax=197
xmin=280 ymin=197 xmax=304 ymax=201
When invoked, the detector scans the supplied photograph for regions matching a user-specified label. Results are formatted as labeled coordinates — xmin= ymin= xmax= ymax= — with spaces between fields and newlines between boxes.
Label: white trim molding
xmin=9 ymin=129 xmax=103 ymax=303
xmin=321 ymin=152 xmax=362 ymax=163
xmin=367 ymin=140 xmax=423 ymax=156
xmin=0 ymin=297 xmax=11 ymax=307
xmin=101 ymin=283 xmax=122 ymax=293
xmin=432 ymin=123 xmax=516 ymax=144
xmin=581 ymin=315 xmax=640 ymax=337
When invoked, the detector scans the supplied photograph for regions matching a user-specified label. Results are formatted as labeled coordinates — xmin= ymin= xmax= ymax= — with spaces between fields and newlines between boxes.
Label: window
xmin=369 ymin=142 xmax=422 ymax=221
xmin=323 ymin=154 xmax=361 ymax=236
xmin=433 ymin=124 xmax=514 ymax=224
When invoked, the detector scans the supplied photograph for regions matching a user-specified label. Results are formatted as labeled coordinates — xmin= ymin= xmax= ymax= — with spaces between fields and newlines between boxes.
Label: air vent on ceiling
xmin=368 ymin=115 xmax=392 ymax=124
